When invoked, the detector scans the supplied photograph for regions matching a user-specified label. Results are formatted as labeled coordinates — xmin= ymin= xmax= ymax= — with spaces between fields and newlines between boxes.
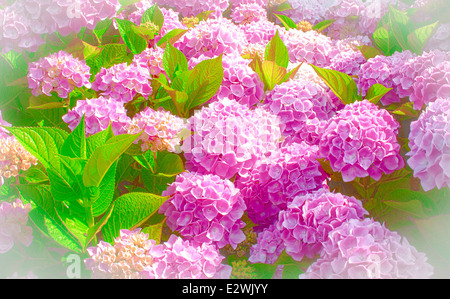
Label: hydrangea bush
xmin=0 ymin=0 xmax=448 ymax=280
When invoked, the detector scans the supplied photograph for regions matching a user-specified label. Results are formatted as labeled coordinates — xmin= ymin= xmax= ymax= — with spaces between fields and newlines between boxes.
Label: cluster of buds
xmin=0 ymin=136 xmax=38 ymax=181
xmin=230 ymin=259 xmax=257 ymax=279
xmin=181 ymin=16 xmax=200 ymax=28
xmin=297 ymin=20 xmax=313 ymax=32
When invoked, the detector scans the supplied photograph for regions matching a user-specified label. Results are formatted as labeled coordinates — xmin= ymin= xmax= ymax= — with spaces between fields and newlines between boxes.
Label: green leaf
xmin=84 ymin=202 xmax=115 ymax=250
xmin=261 ymin=60 xmax=287 ymax=90
xmin=276 ymin=2 xmax=292 ymax=12
xmin=365 ymin=83 xmax=393 ymax=104
xmin=264 ymin=30 xmax=289 ymax=68
xmin=357 ymin=45 xmax=382 ymax=60
xmin=93 ymin=18 xmax=113 ymax=44
xmin=61 ymin=114 xmax=87 ymax=159
xmin=195 ymin=10 xmax=214 ymax=21
xmin=20 ymin=167 xmax=49 ymax=184
xmin=383 ymin=188 xmax=430 ymax=218
xmin=141 ymin=4 xmax=164 ymax=29
xmin=115 ymin=18 xmax=147 ymax=55
xmin=92 ymin=160 xmax=117 ymax=216
xmin=133 ymin=150 xmax=155 ymax=171
xmin=4 ymin=126 xmax=68 ymax=170
xmin=47 ymin=156 xmax=85 ymax=203
xmin=28 ymin=94 xmax=65 ymax=110
xmin=163 ymin=42 xmax=188 ymax=81
xmin=281 ymin=61 xmax=303 ymax=84
xmin=86 ymin=123 xmax=115 ymax=158
xmin=407 ymin=21 xmax=439 ymax=54
xmin=156 ymin=151 xmax=184 ymax=175
xmin=274 ymin=14 xmax=297 ymax=30
xmin=83 ymin=132 xmax=141 ymax=187
xmin=100 ymin=44 xmax=128 ymax=69
xmin=388 ymin=4 xmax=413 ymax=51
xmin=373 ymin=26 xmax=402 ymax=56
xmin=141 ymin=219 xmax=165 ymax=244
xmin=102 ymin=192 xmax=169 ymax=243
xmin=391 ymin=101 xmax=419 ymax=117
xmin=310 ymin=64 xmax=359 ymax=104
xmin=156 ymin=28 xmax=188 ymax=48
xmin=312 ymin=19 xmax=336 ymax=32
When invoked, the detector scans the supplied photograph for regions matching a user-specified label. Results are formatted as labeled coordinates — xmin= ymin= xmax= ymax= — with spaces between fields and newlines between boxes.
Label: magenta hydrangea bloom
xmin=300 ymin=218 xmax=434 ymax=279
xmin=358 ymin=50 xmax=417 ymax=106
xmin=155 ymin=0 xmax=229 ymax=18
xmin=62 ymin=96 xmax=131 ymax=137
xmin=131 ymin=46 xmax=165 ymax=78
xmin=176 ymin=17 xmax=247 ymax=60
xmin=91 ymin=62 xmax=153 ymax=103
xmin=276 ymin=190 xmax=368 ymax=261
xmin=230 ymin=2 xmax=267 ymax=24
xmin=126 ymin=106 xmax=185 ymax=153
xmin=410 ymin=60 xmax=450 ymax=110
xmin=319 ymin=100 xmax=404 ymax=182
xmin=248 ymin=224 xmax=285 ymax=264
xmin=141 ymin=234 xmax=232 ymax=279
xmin=181 ymin=98 xmax=281 ymax=179
xmin=263 ymin=78 xmax=342 ymax=146
xmin=27 ymin=50 xmax=91 ymax=99
xmin=240 ymin=19 xmax=280 ymax=45
xmin=407 ymin=97 xmax=450 ymax=191
xmin=0 ymin=199 xmax=33 ymax=254
xmin=328 ymin=36 xmax=371 ymax=76
xmin=235 ymin=142 xmax=328 ymax=227
xmin=279 ymin=27 xmax=335 ymax=67
xmin=159 ymin=172 xmax=247 ymax=249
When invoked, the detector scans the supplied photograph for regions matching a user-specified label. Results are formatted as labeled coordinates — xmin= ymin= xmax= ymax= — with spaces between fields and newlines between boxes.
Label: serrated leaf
xmin=163 ymin=42 xmax=188 ymax=81
xmin=407 ymin=21 xmax=439 ymax=54
xmin=310 ymin=64 xmax=358 ymax=104
xmin=312 ymin=19 xmax=336 ymax=32
xmin=102 ymin=192 xmax=169 ymax=243
xmin=93 ymin=160 xmax=117 ymax=216
xmin=115 ymin=18 xmax=147 ymax=55
xmin=86 ymin=123 xmax=115 ymax=158
xmin=141 ymin=4 xmax=164 ymax=29
xmin=383 ymin=188 xmax=431 ymax=218
xmin=157 ymin=28 xmax=188 ymax=48
xmin=100 ymin=44 xmax=128 ymax=69
xmin=357 ymin=45 xmax=382 ymax=60
xmin=274 ymin=14 xmax=297 ymax=30
xmin=262 ymin=60 xmax=287 ymax=90
xmin=264 ymin=30 xmax=289 ymax=68
xmin=84 ymin=202 xmax=115 ymax=250
xmin=365 ymin=83 xmax=393 ymax=104
xmin=61 ymin=114 xmax=87 ymax=159
xmin=156 ymin=151 xmax=184 ymax=175
xmin=83 ymin=132 xmax=141 ymax=187
xmin=388 ymin=4 xmax=413 ymax=51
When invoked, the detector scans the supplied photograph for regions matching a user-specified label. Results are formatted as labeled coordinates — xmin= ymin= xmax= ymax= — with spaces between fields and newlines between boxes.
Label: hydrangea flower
xmin=27 ymin=50 xmax=91 ymax=99
xmin=84 ymin=228 xmax=157 ymax=279
xmin=131 ymin=46 xmax=165 ymax=78
xmin=0 ymin=136 xmax=38 ymax=185
xmin=248 ymin=224 xmax=285 ymax=264
xmin=181 ymin=98 xmax=281 ymax=179
xmin=140 ymin=234 xmax=232 ymax=279
xmin=239 ymin=18 xmax=280 ymax=45
xmin=230 ymin=2 xmax=267 ymax=24
xmin=276 ymin=190 xmax=368 ymax=261
xmin=235 ymin=142 xmax=328 ymax=227
xmin=300 ymin=218 xmax=434 ymax=279
xmin=410 ymin=60 xmax=450 ymax=110
xmin=62 ymin=96 xmax=131 ymax=137
xmin=407 ymin=97 xmax=450 ymax=191
xmin=0 ymin=199 xmax=33 ymax=254
xmin=91 ymin=62 xmax=153 ymax=103
xmin=281 ymin=0 xmax=329 ymax=25
xmin=328 ymin=35 xmax=371 ymax=76
xmin=155 ymin=0 xmax=229 ymax=18
xmin=126 ymin=106 xmax=185 ymax=153
xmin=319 ymin=100 xmax=404 ymax=182
xmin=176 ymin=17 xmax=247 ymax=60
xmin=357 ymin=50 xmax=417 ymax=106
xmin=262 ymin=78 xmax=342 ymax=146
xmin=159 ymin=172 xmax=247 ymax=249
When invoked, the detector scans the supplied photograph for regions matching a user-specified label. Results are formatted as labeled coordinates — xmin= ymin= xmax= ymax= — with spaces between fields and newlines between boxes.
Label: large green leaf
xmin=274 ymin=14 xmax=297 ymax=30
xmin=407 ymin=21 xmax=439 ymax=54
xmin=115 ymin=18 xmax=147 ymax=55
xmin=264 ymin=30 xmax=289 ymax=68
xmin=141 ymin=4 xmax=164 ymax=29
xmin=61 ymin=114 xmax=87 ymax=159
xmin=47 ymin=156 xmax=86 ymax=203
xmin=262 ymin=60 xmax=287 ymax=91
xmin=157 ymin=28 xmax=188 ymax=48
xmin=83 ymin=132 xmax=141 ymax=188
xmin=383 ymin=188 xmax=430 ymax=218
xmin=310 ymin=64 xmax=359 ymax=104
xmin=163 ymin=42 xmax=188 ymax=81
xmin=92 ymin=160 xmax=117 ymax=216
xmin=101 ymin=192 xmax=169 ymax=243
xmin=5 ymin=126 xmax=68 ymax=170
xmin=365 ymin=83 xmax=393 ymax=104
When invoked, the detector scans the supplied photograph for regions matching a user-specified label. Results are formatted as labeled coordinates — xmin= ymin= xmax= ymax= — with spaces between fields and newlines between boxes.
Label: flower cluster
xmin=155 ymin=0 xmax=229 ymax=18
xmin=181 ymin=98 xmax=281 ymax=180
xmin=300 ymin=218 xmax=434 ymax=279
xmin=126 ymin=107 xmax=185 ymax=153
xmin=62 ymin=96 xmax=131 ymax=137
xmin=91 ymin=62 xmax=153 ymax=103
xmin=277 ymin=190 xmax=368 ymax=261
xmin=0 ymin=136 xmax=38 ymax=184
xmin=0 ymin=199 xmax=33 ymax=254
xmin=131 ymin=46 xmax=165 ymax=78
xmin=319 ymin=100 xmax=404 ymax=182
xmin=235 ymin=142 xmax=328 ymax=227
xmin=248 ymin=224 xmax=285 ymax=264
xmin=407 ymin=97 xmax=450 ymax=191
xmin=159 ymin=172 xmax=247 ymax=249
xmin=328 ymin=36 xmax=371 ymax=76
xmin=281 ymin=0 xmax=329 ymax=25
xmin=240 ymin=19 xmax=280 ymax=45
xmin=27 ymin=50 xmax=91 ymax=99
xmin=230 ymin=2 xmax=267 ymax=25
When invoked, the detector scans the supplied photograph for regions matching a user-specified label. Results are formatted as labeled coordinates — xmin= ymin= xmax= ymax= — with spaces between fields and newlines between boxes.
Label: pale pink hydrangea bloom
xmin=132 ymin=47 xmax=165 ymax=78
xmin=62 ymin=96 xmax=131 ymax=137
xmin=300 ymin=218 xmax=434 ymax=279
xmin=319 ymin=100 xmax=404 ymax=182
xmin=0 ymin=136 xmax=38 ymax=185
xmin=27 ymin=50 xmax=91 ymax=99
xmin=328 ymin=35 xmax=372 ymax=76
xmin=239 ymin=18 xmax=281 ymax=45
xmin=277 ymin=190 xmax=368 ymax=261
xmin=154 ymin=0 xmax=229 ymax=18
xmin=126 ymin=107 xmax=185 ymax=153
xmin=407 ymin=97 xmax=450 ymax=191
xmin=0 ymin=199 xmax=33 ymax=254
xmin=230 ymin=2 xmax=267 ymax=24
xmin=248 ymin=224 xmax=285 ymax=264
xmin=281 ymin=0 xmax=329 ymax=25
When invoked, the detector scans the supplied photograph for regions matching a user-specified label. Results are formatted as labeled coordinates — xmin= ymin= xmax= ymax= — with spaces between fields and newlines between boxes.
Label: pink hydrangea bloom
xmin=155 ymin=0 xmax=229 ymax=18
xmin=230 ymin=2 xmax=267 ymax=24
xmin=27 ymin=50 xmax=91 ymax=99
xmin=0 ymin=199 xmax=33 ymax=254
xmin=425 ymin=22 xmax=450 ymax=52
xmin=407 ymin=97 xmax=450 ymax=191
xmin=0 ymin=136 xmax=38 ymax=185
xmin=91 ymin=62 xmax=153 ymax=103
xmin=281 ymin=0 xmax=329 ymax=25
xmin=159 ymin=172 xmax=247 ymax=249
xmin=263 ymin=78 xmax=342 ymax=146
xmin=181 ymin=98 xmax=281 ymax=179
xmin=240 ymin=19 xmax=280 ymax=45
xmin=319 ymin=100 xmax=404 ymax=182
xmin=114 ymin=0 xmax=154 ymax=25
xmin=141 ymin=234 xmax=232 ymax=279
xmin=126 ymin=106 xmax=185 ymax=153
xmin=279 ymin=27 xmax=335 ymax=67
xmin=276 ymin=190 xmax=368 ymax=261
xmin=131 ymin=46 xmax=165 ymax=78
xmin=300 ymin=218 xmax=434 ymax=279
xmin=62 ymin=96 xmax=131 ymax=137
xmin=410 ymin=60 xmax=450 ymax=110
xmin=248 ymin=224 xmax=285 ymax=264
xmin=328 ymin=35 xmax=371 ymax=76
xmin=176 ymin=17 xmax=247 ymax=60
xmin=235 ymin=142 xmax=328 ymax=227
